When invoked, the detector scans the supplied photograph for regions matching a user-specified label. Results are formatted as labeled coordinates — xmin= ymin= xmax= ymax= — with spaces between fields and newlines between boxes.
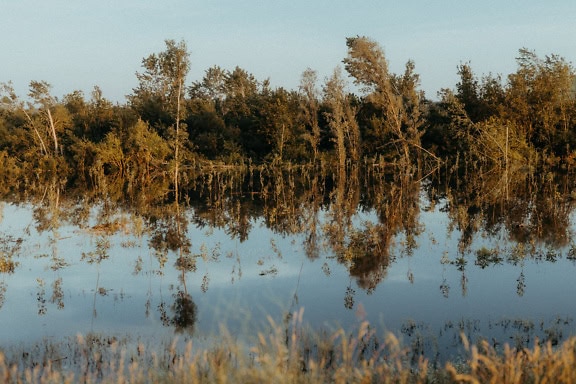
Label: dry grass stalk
xmin=1 ymin=324 xmax=576 ymax=383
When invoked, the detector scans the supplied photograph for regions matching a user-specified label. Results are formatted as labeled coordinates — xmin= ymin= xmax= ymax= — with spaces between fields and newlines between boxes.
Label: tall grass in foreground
xmin=1 ymin=313 xmax=576 ymax=383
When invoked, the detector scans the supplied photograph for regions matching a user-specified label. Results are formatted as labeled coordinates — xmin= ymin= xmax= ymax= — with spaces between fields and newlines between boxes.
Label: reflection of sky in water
xmin=0 ymin=199 xmax=575 ymax=361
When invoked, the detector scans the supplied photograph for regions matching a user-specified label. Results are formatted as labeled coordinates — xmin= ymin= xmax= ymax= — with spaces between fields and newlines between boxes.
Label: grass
xmin=1 ymin=312 xmax=576 ymax=383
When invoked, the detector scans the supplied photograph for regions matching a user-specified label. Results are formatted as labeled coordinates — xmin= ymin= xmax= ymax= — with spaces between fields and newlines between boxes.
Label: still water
xmin=0 ymin=169 xmax=575 ymax=364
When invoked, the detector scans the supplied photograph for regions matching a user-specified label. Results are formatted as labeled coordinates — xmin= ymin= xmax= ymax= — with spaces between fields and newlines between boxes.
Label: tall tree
xmin=129 ymin=39 xmax=190 ymax=200
xmin=505 ymin=48 xmax=576 ymax=155
xmin=188 ymin=66 xmax=238 ymax=160
xmin=455 ymin=63 xmax=482 ymax=122
xmin=323 ymin=68 xmax=359 ymax=168
xmin=1 ymin=81 xmax=70 ymax=159
xmin=64 ymin=86 xmax=118 ymax=143
xmin=28 ymin=81 xmax=63 ymax=155
xmin=129 ymin=39 xmax=190 ymax=139
xmin=343 ymin=36 xmax=424 ymax=165
xmin=189 ymin=65 xmax=228 ymax=107
xmin=299 ymin=68 xmax=321 ymax=162
xmin=455 ymin=63 xmax=505 ymax=123
xmin=221 ymin=67 xmax=266 ymax=159
xmin=257 ymin=87 xmax=300 ymax=162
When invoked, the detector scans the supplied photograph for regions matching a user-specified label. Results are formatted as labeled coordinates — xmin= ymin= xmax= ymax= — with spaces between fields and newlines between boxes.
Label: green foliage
xmin=129 ymin=39 xmax=190 ymax=138
xmin=427 ymin=48 xmax=575 ymax=168
xmin=0 ymin=150 xmax=22 ymax=194
xmin=186 ymin=100 xmax=232 ymax=159
xmin=454 ymin=63 xmax=505 ymax=123
xmin=93 ymin=132 xmax=125 ymax=182
xmin=1 ymin=38 xmax=575 ymax=190
xmin=92 ymin=119 xmax=171 ymax=182
xmin=64 ymin=87 xmax=119 ymax=143
xmin=422 ymin=90 xmax=473 ymax=157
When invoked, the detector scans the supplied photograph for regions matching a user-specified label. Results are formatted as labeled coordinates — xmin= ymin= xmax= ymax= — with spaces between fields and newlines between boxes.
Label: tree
xmin=65 ymin=86 xmax=118 ymax=143
xmin=220 ymin=67 xmax=267 ymax=160
xmin=189 ymin=65 xmax=228 ymax=108
xmin=423 ymin=89 xmax=475 ymax=159
xmin=455 ymin=63 xmax=505 ymax=123
xmin=188 ymin=66 xmax=240 ymax=160
xmin=129 ymin=39 xmax=190 ymax=138
xmin=299 ymin=68 xmax=321 ymax=162
xmin=28 ymin=81 xmax=64 ymax=155
xmin=343 ymin=36 xmax=424 ymax=165
xmin=504 ymin=48 xmax=576 ymax=157
xmin=191 ymin=65 xmax=274 ymax=162
xmin=257 ymin=87 xmax=303 ymax=162
xmin=1 ymin=81 xmax=70 ymax=160
xmin=129 ymin=39 xmax=190 ymax=200
xmin=0 ymin=82 xmax=28 ymax=151
xmin=392 ymin=60 xmax=426 ymax=158
xmin=478 ymin=73 xmax=505 ymax=121
xmin=323 ymin=67 xmax=360 ymax=168
xmin=455 ymin=63 xmax=482 ymax=122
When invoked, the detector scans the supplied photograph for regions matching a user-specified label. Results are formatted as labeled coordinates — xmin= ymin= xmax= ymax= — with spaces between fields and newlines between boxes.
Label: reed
xmin=446 ymin=335 xmax=576 ymax=384
xmin=1 ymin=318 xmax=576 ymax=383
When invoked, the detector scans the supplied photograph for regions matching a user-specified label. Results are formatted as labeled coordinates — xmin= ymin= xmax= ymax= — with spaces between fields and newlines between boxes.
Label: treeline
xmin=1 ymin=37 xmax=575 ymax=192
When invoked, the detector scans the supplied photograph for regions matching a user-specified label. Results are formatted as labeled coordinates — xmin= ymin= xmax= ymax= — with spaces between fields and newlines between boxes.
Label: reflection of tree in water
xmin=152 ymin=201 xmax=199 ymax=335
xmin=1 ymin=159 xmax=575 ymax=320
xmin=30 ymin=178 xmax=71 ymax=313
xmin=149 ymin=214 xmax=191 ymax=253
xmin=345 ymin=223 xmax=391 ymax=292
xmin=170 ymin=290 xmax=197 ymax=334
xmin=324 ymin=165 xmax=422 ymax=296
xmin=0 ymin=234 xmax=21 ymax=275
xmin=432 ymin=168 xmax=575 ymax=255
xmin=358 ymin=171 xmax=421 ymax=292
xmin=485 ymin=171 xmax=573 ymax=248
xmin=301 ymin=169 xmax=325 ymax=260
xmin=425 ymin=167 xmax=576 ymax=297
xmin=0 ymin=281 xmax=6 ymax=310
xmin=344 ymin=283 xmax=355 ymax=310
xmin=158 ymin=290 xmax=198 ymax=335
xmin=187 ymin=167 xmax=256 ymax=242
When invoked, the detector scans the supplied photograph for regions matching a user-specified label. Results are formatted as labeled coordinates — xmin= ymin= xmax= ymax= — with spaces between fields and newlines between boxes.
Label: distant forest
xmin=1 ymin=37 xmax=575 ymax=194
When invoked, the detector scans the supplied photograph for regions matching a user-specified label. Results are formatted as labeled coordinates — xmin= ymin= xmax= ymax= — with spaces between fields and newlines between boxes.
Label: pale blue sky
xmin=1 ymin=1 xmax=575 ymax=102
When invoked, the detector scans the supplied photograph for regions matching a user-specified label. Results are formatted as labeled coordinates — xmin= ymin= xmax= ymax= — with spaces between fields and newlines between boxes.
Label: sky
xmin=1 ymin=1 xmax=575 ymax=102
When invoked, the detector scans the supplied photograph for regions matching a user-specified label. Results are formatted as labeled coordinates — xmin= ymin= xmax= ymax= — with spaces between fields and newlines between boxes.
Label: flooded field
xmin=0 ymin=166 xmax=575 ymax=364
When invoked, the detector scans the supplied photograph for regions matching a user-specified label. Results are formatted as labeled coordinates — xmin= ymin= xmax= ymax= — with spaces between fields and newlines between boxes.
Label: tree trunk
xmin=46 ymin=108 xmax=59 ymax=155
xmin=174 ymin=79 xmax=182 ymax=202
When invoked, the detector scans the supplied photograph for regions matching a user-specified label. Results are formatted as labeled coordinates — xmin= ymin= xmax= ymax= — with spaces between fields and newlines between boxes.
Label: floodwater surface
xmin=0 ymin=167 xmax=575 ymax=363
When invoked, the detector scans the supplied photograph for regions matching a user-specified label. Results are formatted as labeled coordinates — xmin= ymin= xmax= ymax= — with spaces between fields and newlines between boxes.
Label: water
xmin=0 ymin=169 xmax=575 ymax=364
